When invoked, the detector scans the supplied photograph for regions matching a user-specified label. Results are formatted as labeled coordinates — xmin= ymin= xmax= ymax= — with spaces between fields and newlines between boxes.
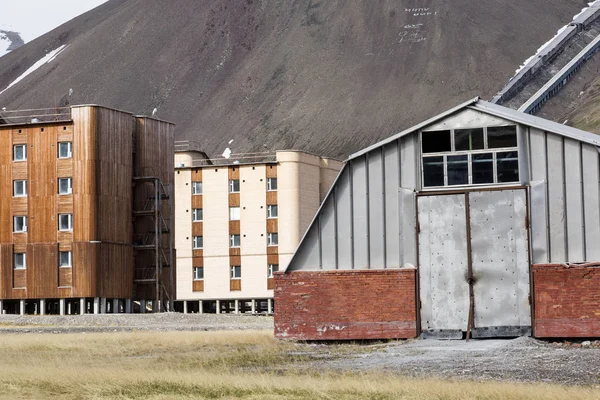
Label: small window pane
xmin=230 ymin=234 xmax=240 ymax=247
xmin=13 ymin=145 xmax=26 ymax=161
xmin=472 ymin=153 xmax=494 ymax=184
xmin=422 ymin=130 xmax=451 ymax=154
xmin=58 ymin=142 xmax=72 ymax=158
xmin=192 ymin=182 xmax=203 ymax=195
xmin=14 ymin=253 xmax=26 ymax=269
xmin=194 ymin=267 xmax=204 ymax=280
xmin=423 ymin=156 xmax=444 ymax=187
xmin=58 ymin=178 xmax=72 ymax=195
xmin=267 ymin=205 xmax=278 ymax=219
xmin=447 ymin=155 xmax=468 ymax=186
xmin=268 ymin=264 xmax=279 ymax=278
xmin=59 ymin=214 xmax=73 ymax=231
xmin=497 ymin=151 xmax=520 ymax=183
xmin=268 ymin=232 xmax=278 ymax=246
xmin=13 ymin=216 xmax=27 ymax=232
xmin=59 ymin=251 xmax=72 ymax=267
xmin=267 ymin=178 xmax=278 ymax=191
xmin=229 ymin=207 xmax=240 ymax=221
xmin=455 ymin=128 xmax=484 ymax=151
xmin=193 ymin=236 xmax=203 ymax=249
xmin=231 ymin=265 xmax=241 ymax=279
xmin=229 ymin=180 xmax=240 ymax=193
xmin=14 ymin=180 xmax=27 ymax=196
xmin=487 ymin=126 xmax=517 ymax=149
xmin=193 ymin=208 xmax=203 ymax=222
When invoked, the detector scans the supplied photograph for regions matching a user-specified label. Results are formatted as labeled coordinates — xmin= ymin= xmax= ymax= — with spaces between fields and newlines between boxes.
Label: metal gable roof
xmin=348 ymin=97 xmax=600 ymax=161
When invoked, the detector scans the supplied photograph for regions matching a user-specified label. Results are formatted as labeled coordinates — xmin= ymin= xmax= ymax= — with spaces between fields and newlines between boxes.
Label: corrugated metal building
xmin=275 ymin=98 xmax=600 ymax=340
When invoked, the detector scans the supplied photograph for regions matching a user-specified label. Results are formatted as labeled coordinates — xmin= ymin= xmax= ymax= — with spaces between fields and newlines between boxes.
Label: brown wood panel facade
xmin=230 ymin=279 xmax=241 ymax=291
xmin=192 ymin=280 xmax=204 ymax=292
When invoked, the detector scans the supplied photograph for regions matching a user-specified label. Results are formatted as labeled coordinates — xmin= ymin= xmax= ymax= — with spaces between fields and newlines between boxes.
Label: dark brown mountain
xmin=0 ymin=0 xmax=587 ymax=158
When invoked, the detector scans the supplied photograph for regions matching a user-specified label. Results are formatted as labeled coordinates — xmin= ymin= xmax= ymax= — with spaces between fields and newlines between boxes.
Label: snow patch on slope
xmin=0 ymin=45 xmax=69 ymax=95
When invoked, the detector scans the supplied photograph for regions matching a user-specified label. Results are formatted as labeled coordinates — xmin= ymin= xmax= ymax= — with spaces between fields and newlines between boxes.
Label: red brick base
xmin=533 ymin=263 xmax=600 ymax=338
xmin=274 ymin=269 xmax=417 ymax=340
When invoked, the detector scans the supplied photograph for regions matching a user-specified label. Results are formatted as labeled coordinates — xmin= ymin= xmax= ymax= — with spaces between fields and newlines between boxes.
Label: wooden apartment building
xmin=0 ymin=105 xmax=174 ymax=315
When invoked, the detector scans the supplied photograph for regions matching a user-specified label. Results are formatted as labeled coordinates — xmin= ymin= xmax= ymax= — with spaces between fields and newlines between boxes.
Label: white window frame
xmin=268 ymin=263 xmax=279 ymax=278
xmin=229 ymin=179 xmax=240 ymax=193
xmin=14 ymin=253 xmax=26 ymax=270
xmin=229 ymin=206 xmax=240 ymax=221
xmin=230 ymin=234 xmax=240 ymax=248
xmin=267 ymin=232 xmax=278 ymax=246
xmin=267 ymin=177 xmax=277 ymax=191
xmin=58 ymin=142 xmax=72 ymax=159
xmin=230 ymin=265 xmax=241 ymax=279
xmin=192 ymin=236 xmax=203 ymax=249
xmin=58 ymin=177 xmax=73 ymax=195
xmin=267 ymin=204 xmax=278 ymax=219
xmin=13 ymin=144 xmax=27 ymax=161
xmin=192 ymin=208 xmax=203 ymax=222
xmin=192 ymin=181 xmax=203 ymax=195
xmin=58 ymin=213 xmax=73 ymax=231
xmin=420 ymin=126 xmax=520 ymax=190
xmin=13 ymin=216 xmax=27 ymax=233
xmin=193 ymin=266 xmax=204 ymax=281
xmin=59 ymin=251 xmax=72 ymax=268
xmin=13 ymin=180 xmax=27 ymax=197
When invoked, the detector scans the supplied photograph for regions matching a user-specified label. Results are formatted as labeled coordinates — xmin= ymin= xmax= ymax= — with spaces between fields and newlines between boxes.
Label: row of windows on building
xmin=191 ymin=205 xmax=278 ymax=222
xmin=191 ymin=177 xmax=277 ymax=195
xmin=192 ymin=232 xmax=278 ymax=249
xmin=192 ymin=264 xmax=279 ymax=281
xmin=12 ymin=214 xmax=73 ymax=233
xmin=12 ymin=178 xmax=73 ymax=197
xmin=12 ymin=251 xmax=72 ymax=269
xmin=12 ymin=142 xmax=73 ymax=161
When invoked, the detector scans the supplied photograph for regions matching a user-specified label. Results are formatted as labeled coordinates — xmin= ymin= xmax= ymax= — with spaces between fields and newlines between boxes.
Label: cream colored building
xmin=173 ymin=141 xmax=342 ymax=313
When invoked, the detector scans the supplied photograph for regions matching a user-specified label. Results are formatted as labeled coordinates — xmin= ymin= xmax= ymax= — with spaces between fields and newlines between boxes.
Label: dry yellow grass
xmin=0 ymin=330 xmax=597 ymax=400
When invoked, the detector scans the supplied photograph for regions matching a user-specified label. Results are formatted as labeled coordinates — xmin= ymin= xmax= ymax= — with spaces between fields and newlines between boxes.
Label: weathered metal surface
xmin=335 ymin=168 xmax=353 ymax=270
xmin=368 ymin=150 xmax=385 ymax=269
xmin=582 ymin=144 xmax=600 ymax=260
xmin=352 ymin=156 xmax=369 ymax=269
xmin=418 ymin=194 xmax=469 ymax=331
xmin=471 ymin=325 xmax=531 ymax=338
xmin=469 ymin=189 xmax=531 ymax=331
xmin=530 ymin=181 xmax=548 ymax=264
xmin=420 ymin=329 xmax=463 ymax=340
xmin=564 ymin=138 xmax=585 ymax=262
xmin=546 ymin=134 xmax=566 ymax=262
xmin=319 ymin=196 xmax=336 ymax=270
xmin=384 ymin=143 xmax=401 ymax=268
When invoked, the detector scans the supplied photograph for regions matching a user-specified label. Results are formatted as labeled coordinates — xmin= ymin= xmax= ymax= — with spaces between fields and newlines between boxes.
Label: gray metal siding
xmin=582 ymin=144 xmax=600 ymax=260
xmin=368 ymin=150 xmax=386 ymax=269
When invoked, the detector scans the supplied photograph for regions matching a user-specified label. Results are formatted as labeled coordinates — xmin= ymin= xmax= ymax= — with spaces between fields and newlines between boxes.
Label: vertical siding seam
xmin=365 ymin=154 xmax=371 ymax=269
xmin=562 ymin=137 xmax=569 ymax=262
xmin=397 ymin=139 xmax=403 ymax=266
xmin=381 ymin=147 xmax=387 ymax=269
xmin=333 ymin=186 xmax=338 ymax=270
xmin=580 ymin=142 xmax=586 ymax=261
xmin=544 ymin=131 xmax=551 ymax=263
xmin=349 ymin=162 xmax=355 ymax=270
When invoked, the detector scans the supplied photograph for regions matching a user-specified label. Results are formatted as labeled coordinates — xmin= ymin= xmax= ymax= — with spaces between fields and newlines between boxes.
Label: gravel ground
xmin=0 ymin=313 xmax=274 ymax=334
xmin=317 ymin=336 xmax=600 ymax=386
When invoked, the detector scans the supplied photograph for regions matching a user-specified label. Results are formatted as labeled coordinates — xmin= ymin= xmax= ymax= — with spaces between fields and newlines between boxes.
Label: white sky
xmin=1 ymin=0 xmax=109 ymax=42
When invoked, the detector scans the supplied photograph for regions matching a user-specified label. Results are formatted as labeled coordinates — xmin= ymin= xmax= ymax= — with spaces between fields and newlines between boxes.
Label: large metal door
xmin=418 ymin=189 xmax=531 ymax=338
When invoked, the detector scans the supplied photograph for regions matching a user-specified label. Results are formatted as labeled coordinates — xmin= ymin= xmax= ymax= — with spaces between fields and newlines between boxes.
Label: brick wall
xmin=533 ymin=263 xmax=600 ymax=338
xmin=274 ymin=269 xmax=417 ymax=340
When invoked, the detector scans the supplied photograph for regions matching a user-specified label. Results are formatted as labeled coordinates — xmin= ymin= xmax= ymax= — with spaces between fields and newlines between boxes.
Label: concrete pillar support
xmin=140 ymin=300 xmax=146 ymax=314
xmin=80 ymin=298 xmax=86 ymax=315
xmin=216 ymin=300 xmax=220 ymax=314
xmin=0 ymin=300 xmax=3 ymax=315
xmin=125 ymin=299 xmax=132 ymax=314
xmin=67 ymin=301 xmax=72 ymax=315
xmin=40 ymin=299 xmax=46 ymax=316
xmin=19 ymin=299 xmax=25 ymax=316
xmin=251 ymin=299 xmax=256 ymax=314
xmin=234 ymin=300 xmax=239 ymax=314
xmin=59 ymin=299 xmax=66 ymax=316
xmin=100 ymin=298 xmax=107 ymax=314
xmin=93 ymin=297 xmax=100 ymax=314
xmin=183 ymin=301 xmax=188 ymax=314
xmin=199 ymin=300 xmax=203 ymax=314
xmin=268 ymin=298 xmax=273 ymax=314
xmin=113 ymin=299 xmax=120 ymax=314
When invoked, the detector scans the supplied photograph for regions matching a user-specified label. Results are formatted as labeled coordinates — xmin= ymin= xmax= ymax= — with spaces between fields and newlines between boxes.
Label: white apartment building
xmin=173 ymin=142 xmax=342 ymax=313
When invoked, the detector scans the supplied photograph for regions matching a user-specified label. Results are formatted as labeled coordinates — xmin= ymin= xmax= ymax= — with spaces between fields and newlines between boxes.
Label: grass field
xmin=0 ymin=330 xmax=598 ymax=400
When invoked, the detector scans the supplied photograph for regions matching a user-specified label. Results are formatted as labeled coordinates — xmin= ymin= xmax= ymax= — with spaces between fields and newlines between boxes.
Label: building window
xmin=230 ymin=265 xmax=241 ymax=279
xmin=267 ymin=177 xmax=277 ymax=191
xmin=421 ymin=126 xmax=519 ymax=188
xmin=267 ymin=232 xmax=278 ymax=246
xmin=229 ymin=207 xmax=240 ymax=221
xmin=58 ymin=177 xmax=73 ymax=195
xmin=192 ymin=181 xmax=203 ymax=195
xmin=268 ymin=264 xmax=279 ymax=278
xmin=14 ymin=253 xmax=26 ymax=269
xmin=229 ymin=179 xmax=240 ymax=193
xmin=13 ymin=216 xmax=27 ymax=233
xmin=267 ymin=204 xmax=278 ymax=219
xmin=13 ymin=144 xmax=27 ymax=161
xmin=58 ymin=142 xmax=72 ymax=159
xmin=230 ymin=234 xmax=241 ymax=248
xmin=59 ymin=251 xmax=72 ymax=268
xmin=192 ymin=208 xmax=203 ymax=222
xmin=58 ymin=214 xmax=73 ymax=231
xmin=193 ymin=236 xmax=203 ymax=249
xmin=13 ymin=180 xmax=27 ymax=197
xmin=193 ymin=267 xmax=204 ymax=280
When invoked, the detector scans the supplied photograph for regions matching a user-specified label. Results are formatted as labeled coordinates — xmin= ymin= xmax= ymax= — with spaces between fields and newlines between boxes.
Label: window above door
xmin=421 ymin=126 xmax=520 ymax=189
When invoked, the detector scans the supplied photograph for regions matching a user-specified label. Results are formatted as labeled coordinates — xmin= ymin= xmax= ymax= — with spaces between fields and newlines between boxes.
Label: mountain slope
xmin=0 ymin=0 xmax=586 ymax=158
